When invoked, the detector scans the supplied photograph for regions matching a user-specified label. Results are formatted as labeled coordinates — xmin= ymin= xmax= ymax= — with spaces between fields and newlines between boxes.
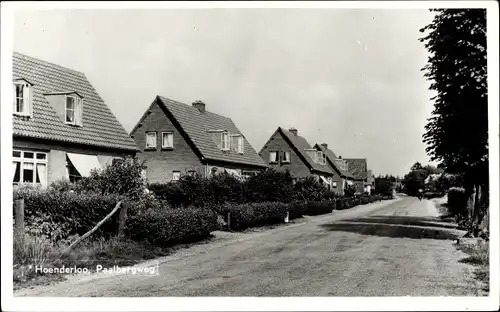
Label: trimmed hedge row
xmin=447 ymin=187 xmax=468 ymax=216
xmin=13 ymin=186 xmax=125 ymax=241
xmin=216 ymin=202 xmax=289 ymax=231
xmin=305 ymin=201 xmax=335 ymax=215
xmin=126 ymin=207 xmax=218 ymax=246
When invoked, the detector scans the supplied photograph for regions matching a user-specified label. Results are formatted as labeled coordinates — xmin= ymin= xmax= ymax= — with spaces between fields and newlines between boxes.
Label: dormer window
xmin=13 ymin=79 xmax=33 ymax=117
xmin=231 ymin=134 xmax=244 ymax=154
xmin=221 ymin=132 xmax=230 ymax=151
xmin=65 ymin=94 xmax=83 ymax=126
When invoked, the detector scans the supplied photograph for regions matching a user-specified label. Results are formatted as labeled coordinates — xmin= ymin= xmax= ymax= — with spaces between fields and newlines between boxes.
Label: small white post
xmin=284 ymin=211 xmax=289 ymax=223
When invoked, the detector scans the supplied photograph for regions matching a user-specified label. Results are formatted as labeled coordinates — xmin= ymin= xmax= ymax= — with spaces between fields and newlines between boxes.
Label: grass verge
xmin=457 ymin=242 xmax=489 ymax=294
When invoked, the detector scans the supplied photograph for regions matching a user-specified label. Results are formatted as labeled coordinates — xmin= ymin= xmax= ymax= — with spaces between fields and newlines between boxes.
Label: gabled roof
xmin=315 ymin=144 xmax=354 ymax=179
xmin=131 ymin=96 xmax=267 ymax=168
xmin=345 ymin=158 xmax=368 ymax=180
xmin=277 ymin=127 xmax=333 ymax=175
xmin=12 ymin=52 xmax=137 ymax=151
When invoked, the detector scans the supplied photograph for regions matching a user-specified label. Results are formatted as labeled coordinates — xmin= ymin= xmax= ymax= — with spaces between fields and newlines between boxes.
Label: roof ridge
xmin=158 ymin=95 xmax=233 ymax=121
xmin=13 ymin=51 xmax=85 ymax=76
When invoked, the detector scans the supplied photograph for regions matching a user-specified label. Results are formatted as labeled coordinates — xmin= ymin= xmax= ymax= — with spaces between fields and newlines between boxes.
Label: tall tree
xmin=419 ymin=9 xmax=488 ymax=229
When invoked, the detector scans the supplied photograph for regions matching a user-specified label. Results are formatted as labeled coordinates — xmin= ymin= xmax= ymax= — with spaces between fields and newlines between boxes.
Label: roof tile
xmin=12 ymin=52 xmax=137 ymax=151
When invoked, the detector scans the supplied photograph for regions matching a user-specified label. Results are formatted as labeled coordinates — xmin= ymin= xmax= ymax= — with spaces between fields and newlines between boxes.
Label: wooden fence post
xmin=14 ymin=199 xmax=25 ymax=243
xmin=117 ymin=201 xmax=128 ymax=238
xmin=284 ymin=211 xmax=289 ymax=223
xmin=227 ymin=211 xmax=231 ymax=231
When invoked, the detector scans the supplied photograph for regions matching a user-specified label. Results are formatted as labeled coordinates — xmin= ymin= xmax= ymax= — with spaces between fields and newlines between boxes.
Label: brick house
xmin=129 ymin=96 xmax=267 ymax=183
xmin=259 ymin=127 xmax=333 ymax=188
xmin=12 ymin=52 xmax=138 ymax=187
xmin=345 ymin=158 xmax=373 ymax=194
xmin=313 ymin=143 xmax=355 ymax=195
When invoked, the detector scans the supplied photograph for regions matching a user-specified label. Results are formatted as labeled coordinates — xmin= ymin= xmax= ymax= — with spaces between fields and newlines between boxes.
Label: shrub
xmin=288 ymin=201 xmax=308 ymax=219
xmin=126 ymin=207 xmax=217 ymax=246
xmin=344 ymin=184 xmax=356 ymax=197
xmin=448 ymin=187 xmax=468 ymax=216
xmin=75 ymin=156 xmax=147 ymax=200
xmin=244 ymin=169 xmax=295 ymax=203
xmin=14 ymin=188 xmax=125 ymax=241
xmin=304 ymin=200 xmax=335 ymax=215
xmin=217 ymin=202 xmax=288 ymax=231
xmin=294 ymin=176 xmax=329 ymax=202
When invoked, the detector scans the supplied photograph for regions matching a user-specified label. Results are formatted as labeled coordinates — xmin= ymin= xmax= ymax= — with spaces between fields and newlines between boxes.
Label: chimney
xmin=192 ymin=100 xmax=206 ymax=113
xmin=289 ymin=127 xmax=298 ymax=136
xmin=338 ymin=155 xmax=342 ymax=159
xmin=321 ymin=143 xmax=328 ymax=149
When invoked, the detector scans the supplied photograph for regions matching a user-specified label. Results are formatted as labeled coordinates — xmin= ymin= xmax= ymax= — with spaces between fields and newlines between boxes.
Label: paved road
xmin=16 ymin=196 xmax=483 ymax=297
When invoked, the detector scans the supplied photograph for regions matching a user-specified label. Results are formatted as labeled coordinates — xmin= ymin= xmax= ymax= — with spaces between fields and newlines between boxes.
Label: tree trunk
xmin=472 ymin=184 xmax=481 ymax=236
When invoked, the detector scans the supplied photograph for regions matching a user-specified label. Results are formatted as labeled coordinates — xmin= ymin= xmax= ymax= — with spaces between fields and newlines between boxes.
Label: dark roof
xmin=278 ymin=128 xmax=333 ymax=175
xmin=315 ymin=144 xmax=354 ymax=179
xmin=131 ymin=96 xmax=267 ymax=168
xmin=345 ymin=158 xmax=368 ymax=180
xmin=12 ymin=52 xmax=137 ymax=151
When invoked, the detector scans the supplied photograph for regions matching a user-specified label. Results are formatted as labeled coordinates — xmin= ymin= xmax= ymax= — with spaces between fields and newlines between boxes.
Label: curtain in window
xmin=36 ymin=163 xmax=47 ymax=188
xmin=146 ymin=133 xmax=156 ymax=147
xmin=238 ymin=136 xmax=244 ymax=153
xmin=13 ymin=162 xmax=18 ymax=181
xmin=163 ymin=133 xmax=173 ymax=147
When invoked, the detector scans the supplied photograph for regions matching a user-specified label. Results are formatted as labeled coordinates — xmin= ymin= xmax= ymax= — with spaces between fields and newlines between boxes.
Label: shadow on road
xmin=346 ymin=216 xmax=458 ymax=229
xmin=320 ymin=215 xmax=460 ymax=240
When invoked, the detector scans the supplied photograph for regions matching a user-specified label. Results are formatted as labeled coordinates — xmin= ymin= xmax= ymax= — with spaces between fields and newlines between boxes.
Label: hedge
xmin=215 ymin=202 xmax=288 ymax=231
xmin=288 ymin=201 xmax=308 ymax=219
xmin=126 ymin=207 xmax=217 ymax=246
xmin=304 ymin=200 xmax=335 ymax=215
xmin=447 ymin=187 xmax=468 ymax=216
xmin=13 ymin=186 xmax=125 ymax=241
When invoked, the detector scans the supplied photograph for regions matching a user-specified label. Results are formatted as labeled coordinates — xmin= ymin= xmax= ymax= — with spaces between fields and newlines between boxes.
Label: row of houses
xmin=12 ymin=52 xmax=374 ymax=195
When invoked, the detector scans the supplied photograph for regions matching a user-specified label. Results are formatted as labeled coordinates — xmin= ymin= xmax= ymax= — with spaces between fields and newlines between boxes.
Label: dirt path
xmin=15 ymin=196 xmax=483 ymax=297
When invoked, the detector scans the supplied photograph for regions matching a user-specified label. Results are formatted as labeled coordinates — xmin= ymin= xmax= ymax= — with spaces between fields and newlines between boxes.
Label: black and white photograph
xmin=1 ymin=1 xmax=498 ymax=311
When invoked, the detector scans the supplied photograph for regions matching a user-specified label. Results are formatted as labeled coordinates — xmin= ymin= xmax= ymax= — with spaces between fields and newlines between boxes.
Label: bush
xmin=344 ymin=184 xmax=356 ymax=197
xmin=75 ymin=156 xmax=147 ymax=200
xmin=126 ymin=207 xmax=217 ymax=246
xmin=305 ymin=200 xmax=335 ymax=215
xmin=448 ymin=187 xmax=468 ymax=216
xmin=14 ymin=188 xmax=125 ymax=241
xmin=294 ymin=176 xmax=329 ymax=202
xmin=216 ymin=202 xmax=288 ymax=231
xmin=288 ymin=201 xmax=308 ymax=219
xmin=244 ymin=169 xmax=295 ymax=203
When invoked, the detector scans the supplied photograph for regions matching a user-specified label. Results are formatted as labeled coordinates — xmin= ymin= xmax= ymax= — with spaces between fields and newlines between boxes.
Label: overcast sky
xmin=13 ymin=8 xmax=437 ymax=177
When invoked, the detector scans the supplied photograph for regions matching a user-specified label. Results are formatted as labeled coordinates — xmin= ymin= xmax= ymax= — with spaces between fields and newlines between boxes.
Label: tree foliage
xmin=419 ymin=9 xmax=488 ymax=188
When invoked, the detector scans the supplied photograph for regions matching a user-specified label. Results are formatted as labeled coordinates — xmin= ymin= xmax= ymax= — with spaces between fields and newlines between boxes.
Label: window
xmin=172 ymin=171 xmax=181 ymax=181
xmin=221 ymin=132 xmax=230 ymax=151
xmin=13 ymin=150 xmax=48 ymax=187
xmin=66 ymin=156 xmax=82 ymax=183
xmin=65 ymin=95 xmax=83 ymax=126
xmin=332 ymin=181 xmax=338 ymax=188
xmin=162 ymin=132 xmax=174 ymax=149
xmin=316 ymin=151 xmax=325 ymax=164
xmin=145 ymin=132 xmax=157 ymax=149
xmin=230 ymin=134 xmax=244 ymax=154
xmin=269 ymin=151 xmax=278 ymax=163
xmin=13 ymin=80 xmax=32 ymax=117
xmin=187 ymin=170 xmax=197 ymax=177
xmin=282 ymin=151 xmax=291 ymax=163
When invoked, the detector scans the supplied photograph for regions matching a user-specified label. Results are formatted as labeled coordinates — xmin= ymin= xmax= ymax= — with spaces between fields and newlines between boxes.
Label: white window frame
xmin=172 ymin=171 xmax=181 ymax=181
xmin=162 ymin=132 xmax=174 ymax=149
xmin=145 ymin=132 xmax=157 ymax=149
xmin=221 ymin=131 xmax=230 ymax=151
xmin=65 ymin=95 xmax=83 ymax=126
xmin=13 ymin=149 xmax=48 ymax=187
xmin=282 ymin=151 xmax=291 ymax=163
xmin=13 ymin=80 xmax=32 ymax=117
xmin=269 ymin=151 xmax=278 ymax=163
xmin=237 ymin=135 xmax=244 ymax=154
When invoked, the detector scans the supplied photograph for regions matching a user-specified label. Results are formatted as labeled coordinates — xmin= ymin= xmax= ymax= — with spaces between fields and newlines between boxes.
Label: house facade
xmin=314 ymin=143 xmax=355 ymax=195
xmin=259 ymin=127 xmax=333 ymax=188
xmin=345 ymin=158 xmax=372 ymax=194
xmin=12 ymin=52 xmax=138 ymax=187
xmin=130 ymin=96 xmax=267 ymax=183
